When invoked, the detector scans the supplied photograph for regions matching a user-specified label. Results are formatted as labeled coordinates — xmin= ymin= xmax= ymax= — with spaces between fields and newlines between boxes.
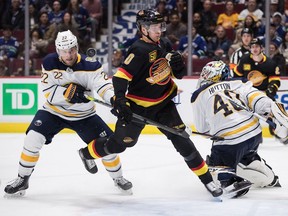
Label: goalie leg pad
xmin=236 ymin=159 xmax=275 ymax=187
xmin=271 ymin=102 xmax=288 ymax=128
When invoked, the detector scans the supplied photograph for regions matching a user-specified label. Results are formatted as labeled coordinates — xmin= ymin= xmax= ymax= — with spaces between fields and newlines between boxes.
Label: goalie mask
xmin=199 ymin=61 xmax=231 ymax=87
xmin=55 ymin=30 xmax=78 ymax=55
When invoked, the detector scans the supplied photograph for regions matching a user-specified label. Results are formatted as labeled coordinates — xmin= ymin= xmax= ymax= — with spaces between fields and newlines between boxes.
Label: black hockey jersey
xmin=114 ymin=38 xmax=178 ymax=108
xmin=233 ymin=53 xmax=280 ymax=91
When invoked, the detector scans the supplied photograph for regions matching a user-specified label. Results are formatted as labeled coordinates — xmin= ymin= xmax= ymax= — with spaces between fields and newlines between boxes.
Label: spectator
xmin=29 ymin=2 xmax=39 ymax=29
xmin=238 ymin=0 xmax=263 ymax=28
xmin=0 ymin=56 xmax=9 ymax=76
xmin=102 ymin=49 xmax=124 ymax=76
xmin=0 ymin=0 xmax=8 ymax=29
xmin=155 ymin=0 xmax=170 ymax=23
xmin=279 ymin=31 xmax=288 ymax=68
xmin=243 ymin=15 xmax=261 ymax=37
xmin=29 ymin=28 xmax=48 ymax=59
xmin=217 ymin=0 xmax=239 ymax=29
xmin=192 ymin=12 xmax=206 ymax=38
xmin=40 ymin=0 xmax=52 ymax=13
xmin=271 ymin=12 xmax=286 ymax=39
xmin=66 ymin=0 xmax=92 ymax=50
xmin=82 ymin=0 xmax=103 ymax=42
xmin=48 ymin=0 xmax=64 ymax=25
xmin=228 ymin=28 xmax=243 ymax=58
xmin=178 ymin=26 xmax=207 ymax=59
xmin=2 ymin=0 xmax=24 ymax=30
xmin=0 ymin=25 xmax=19 ymax=60
xmin=259 ymin=24 xmax=282 ymax=48
xmin=207 ymin=25 xmax=232 ymax=59
xmin=172 ymin=0 xmax=187 ymax=24
xmin=269 ymin=43 xmax=287 ymax=76
xmin=57 ymin=11 xmax=79 ymax=37
xmin=200 ymin=0 xmax=217 ymax=29
xmin=35 ymin=12 xmax=57 ymax=45
xmin=165 ymin=12 xmax=187 ymax=48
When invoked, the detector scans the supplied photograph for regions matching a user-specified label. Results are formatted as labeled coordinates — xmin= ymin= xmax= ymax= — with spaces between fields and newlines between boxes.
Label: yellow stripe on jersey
xmin=247 ymin=91 xmax=264 ymax=109
xmin=191 ymin=161 xmax=209 ymax=176
xmin=102 ymin=156 xmax=120 ymax=168
xmin=114 ymin=68 xmax=133 ymax=81
xmin=219 ymin=117 xmax=258 ymax=137
xmin=98 ymin=84 xmax=113 ymax=98
xmin=21 ymin=152 xmax=39 ymax=162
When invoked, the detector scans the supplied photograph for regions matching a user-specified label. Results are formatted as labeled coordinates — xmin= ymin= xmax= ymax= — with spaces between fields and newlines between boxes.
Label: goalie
xmin=191 ymin=60 xmax=288 ymax=197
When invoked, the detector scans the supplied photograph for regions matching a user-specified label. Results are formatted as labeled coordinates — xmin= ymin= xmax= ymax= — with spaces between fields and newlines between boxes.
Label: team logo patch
xmin=123 ymin=137 xmax=134 ymax=143
xmin=275 ymin=66 xmax=280 ymax=75
xmin=149 ymin=50 xmax=157 ymax=62
xmin=247 ymin=70 xmax=267 ymax=86
xmin=243 ymin=64 xmax=251 ymax=71
xmin=146 ymin=58 xmax=171 ymax=85
xmin=34 ymin=120 xmax=42 ymax=126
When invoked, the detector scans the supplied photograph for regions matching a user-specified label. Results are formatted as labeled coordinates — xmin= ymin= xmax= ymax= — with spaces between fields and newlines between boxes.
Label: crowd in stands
xmin=0 ymin=0 xmax=288 ymax=76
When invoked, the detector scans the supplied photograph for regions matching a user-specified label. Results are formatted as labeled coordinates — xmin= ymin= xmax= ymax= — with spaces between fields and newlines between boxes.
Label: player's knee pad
xmin=236 ymin=159 xmax=275 ymax=187
xmin=24 ymin=130 xmax=46 ymax=152
xmin=106 ymin=136 xmax=137 ymax=154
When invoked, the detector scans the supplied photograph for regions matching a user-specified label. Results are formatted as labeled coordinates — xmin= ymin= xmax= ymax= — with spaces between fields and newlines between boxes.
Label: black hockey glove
xmin=266 ymin=83 xmax=277 ymax=100
xmin=111 ymin=97 xmax=132 ymax=125
xmin=63 ymin=83 xmax=90 ymax=104
xmin=168 ymin=51 xmax=186 ymax=78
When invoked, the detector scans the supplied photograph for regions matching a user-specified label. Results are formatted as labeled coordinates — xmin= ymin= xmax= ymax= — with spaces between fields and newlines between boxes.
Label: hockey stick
xmin=85 ymin=95 xmax=224 ymax=141
xmin=218 ymin=91 xmax=276 ymax=128
xmin=277 ymin=89 xmax=288 ymax=92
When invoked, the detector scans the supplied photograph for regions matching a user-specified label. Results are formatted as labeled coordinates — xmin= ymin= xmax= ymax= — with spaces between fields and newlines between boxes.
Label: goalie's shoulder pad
xmin=271 ymin=102 xmax=288 ymax=128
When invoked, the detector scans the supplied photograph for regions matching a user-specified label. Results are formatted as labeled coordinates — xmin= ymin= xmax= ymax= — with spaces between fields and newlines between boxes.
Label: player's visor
xmin=147 ymin=23 xmax=166 ymax=33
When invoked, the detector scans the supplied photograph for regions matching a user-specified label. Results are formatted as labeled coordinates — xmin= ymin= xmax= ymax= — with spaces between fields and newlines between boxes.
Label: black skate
xmin=223 ymin=180 xmax=252 ymax=199
xmin=4 ymin=175 xmax=30 ymax=197
xmin=113 ymin=177 xmax=133 ymax=195
xmin=205 ymin=181 xmax=223 ymax=198
xmin=78 ymin=148 xmax=98 ymax=174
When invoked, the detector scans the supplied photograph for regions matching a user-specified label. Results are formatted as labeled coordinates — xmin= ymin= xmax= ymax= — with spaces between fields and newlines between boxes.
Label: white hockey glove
xmin=271 ymin=102 xmax=288 ymax=139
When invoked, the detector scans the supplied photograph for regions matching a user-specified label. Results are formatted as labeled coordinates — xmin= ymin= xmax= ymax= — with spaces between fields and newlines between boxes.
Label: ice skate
xmin=113 ymin=176 xmax=133 ymax=195
xmin=205 ymin=181 xmax=223 ymax=198
xmin=78 ymin=148 xmax=98 ymax=174
xmin=223 ymin=180 xmax=252 ymax=199
xmin=4 ymin=175 xmax=30 ymax=197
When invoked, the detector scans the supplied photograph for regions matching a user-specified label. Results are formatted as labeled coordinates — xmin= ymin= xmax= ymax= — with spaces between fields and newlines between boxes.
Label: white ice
xmin=0 ymin=133 xmax=288 ymax=216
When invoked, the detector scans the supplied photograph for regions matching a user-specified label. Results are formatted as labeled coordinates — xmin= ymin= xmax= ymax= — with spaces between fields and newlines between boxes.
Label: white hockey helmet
xmin=199 ymin=60 xmax=231 ymax=86
xmin=55 ymin=30 xmax=78 ymax=54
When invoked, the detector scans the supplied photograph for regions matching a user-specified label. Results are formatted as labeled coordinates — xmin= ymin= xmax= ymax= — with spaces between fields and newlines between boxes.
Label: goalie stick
xmin=218 ymin=91 xmax=276 ymax=129
xmin=85 ymin=95 xmax=224 ymax=141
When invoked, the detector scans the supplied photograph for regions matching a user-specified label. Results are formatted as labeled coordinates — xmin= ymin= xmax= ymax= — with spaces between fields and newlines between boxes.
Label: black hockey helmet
xmin=241 ymin=28 xmax=253 ymax=36
xmin=136 ymin=9 xmax=165 ymax=30
xmin=250 ymin=38 xmax=262 ymax=47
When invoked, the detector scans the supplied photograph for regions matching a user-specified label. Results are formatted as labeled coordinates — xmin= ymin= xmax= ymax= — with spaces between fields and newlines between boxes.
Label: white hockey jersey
xmin=41 ymin=53 xmax=114 ymax=121
xmin=191 ymin=78 xmax=273 ymax=146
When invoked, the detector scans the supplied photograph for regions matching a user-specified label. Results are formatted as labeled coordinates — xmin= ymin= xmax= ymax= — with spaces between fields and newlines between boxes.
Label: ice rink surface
xmin=0 ymin=133 xmax=288 ymax=216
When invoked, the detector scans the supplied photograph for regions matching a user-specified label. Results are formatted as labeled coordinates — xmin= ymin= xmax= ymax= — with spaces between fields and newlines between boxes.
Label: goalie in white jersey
xmin=191 ymin=60 xmax=288 ymax=195
xmin=4 ymin=30 xmax=132 ymax=196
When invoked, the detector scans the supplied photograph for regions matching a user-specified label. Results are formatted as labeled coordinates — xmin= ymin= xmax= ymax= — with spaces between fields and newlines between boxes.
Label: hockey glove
xmin=111 ymin=97 xmax=132 ymax=125
xmin=168 ymin=51 xmax=186 ymax=78
xmin=266 ymin=83 xmax=277 ymax=100
xmin=63 ymin=83 xmax=90 ymax=104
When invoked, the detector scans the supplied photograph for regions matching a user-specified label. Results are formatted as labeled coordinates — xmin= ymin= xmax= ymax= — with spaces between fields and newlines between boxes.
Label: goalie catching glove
xmin=166 ymin=51 xmax=186 ymax=78
xmin=63 ymin=83 xmax=90 ymax=104
xmin=111 ymin=97 xmax=133 ymax=125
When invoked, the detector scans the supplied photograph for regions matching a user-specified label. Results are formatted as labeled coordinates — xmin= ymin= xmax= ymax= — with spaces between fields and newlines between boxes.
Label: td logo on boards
xmin=3 ymin=83 xmax=38 ymax=115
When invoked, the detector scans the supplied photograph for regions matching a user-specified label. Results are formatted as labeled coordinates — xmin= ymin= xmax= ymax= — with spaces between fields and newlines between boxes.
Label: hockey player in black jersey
xmin=78 ymin=9 xmax=224 ymax=199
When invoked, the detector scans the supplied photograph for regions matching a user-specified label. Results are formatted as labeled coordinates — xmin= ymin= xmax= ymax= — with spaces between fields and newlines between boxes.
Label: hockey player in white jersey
xmin=4 ymin=30 xmax=132 ymax=196
xmin=191 ymin=60 xmax=288 ymax=197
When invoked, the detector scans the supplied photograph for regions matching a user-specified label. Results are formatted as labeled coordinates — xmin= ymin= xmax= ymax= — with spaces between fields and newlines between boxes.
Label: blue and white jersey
xmin=191 ymin=78 xmax=273 ymax=146
xmin=41 ymin=53 xmax=114 ymax=120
